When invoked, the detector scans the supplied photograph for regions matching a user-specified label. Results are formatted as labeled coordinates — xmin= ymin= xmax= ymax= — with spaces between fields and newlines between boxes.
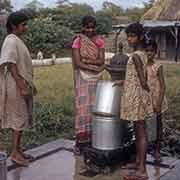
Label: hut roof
xmin=142 ymin=0 xmax=180 ymax=21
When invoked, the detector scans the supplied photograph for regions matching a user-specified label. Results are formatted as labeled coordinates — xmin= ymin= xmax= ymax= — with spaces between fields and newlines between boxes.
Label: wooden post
xmin=114 ymin=28 xmax=122 ymax=54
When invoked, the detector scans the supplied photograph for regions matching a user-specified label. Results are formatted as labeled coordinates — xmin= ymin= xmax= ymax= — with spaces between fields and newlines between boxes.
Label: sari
xmin=72 ymin=34 xmax=104 ymax=147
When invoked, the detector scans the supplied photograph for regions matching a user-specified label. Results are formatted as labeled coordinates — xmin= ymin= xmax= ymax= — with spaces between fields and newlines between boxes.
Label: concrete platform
xmin=7 ymin=139 xmax=180 ymax=180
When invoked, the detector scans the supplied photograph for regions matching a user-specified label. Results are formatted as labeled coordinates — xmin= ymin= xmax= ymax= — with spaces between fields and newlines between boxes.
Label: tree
xmin=0 ymin=0 xmax=12 ymax=12
xmin=56 ymin=0 xmax=69 ymax=5
xmin=0 ymin=26 xmax=6 ymax=48
xmin=25 ymin=0 xmax=44 ymax=12
xmin=95 ymin=11 xmax=112 ymax=34
xmin=102 ymin=1 xmax=124 ymax=18
xmin=50 ymin=3 xmax=95 ymax=32
xmin=143 ymin=0 xmax=155 ymax=12
xmin=24 ymin=18 xmax=74 ymax=58
xmin=125 ymin=7 xmax=145 ymax=21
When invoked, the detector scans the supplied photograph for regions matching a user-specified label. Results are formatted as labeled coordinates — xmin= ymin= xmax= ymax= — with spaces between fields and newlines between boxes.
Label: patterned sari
xmin=73 ymin=34 xmax=103 ymax=147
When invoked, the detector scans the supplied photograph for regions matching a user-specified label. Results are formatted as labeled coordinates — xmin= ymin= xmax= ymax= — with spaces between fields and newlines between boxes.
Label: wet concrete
xmin=8 ymin=150 xmax=75 ymax=180
xmin=7 ymin=149 xmax=180 ymax=180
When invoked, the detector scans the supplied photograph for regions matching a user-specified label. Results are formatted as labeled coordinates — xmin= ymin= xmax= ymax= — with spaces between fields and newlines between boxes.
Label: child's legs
xmin=155 ymin=113 xmax=163 ymax=159
xmin=134 ymin=120 xmax=148 ymax=172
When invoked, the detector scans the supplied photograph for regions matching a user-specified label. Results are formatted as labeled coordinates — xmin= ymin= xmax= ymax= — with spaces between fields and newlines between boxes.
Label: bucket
xmin=93 ymin=80 xmax=121 ymax=117
xmin=0 ymin=152 xmax=7 ymax=180
xmin=92 ymin=116 xmax=123 ymax=150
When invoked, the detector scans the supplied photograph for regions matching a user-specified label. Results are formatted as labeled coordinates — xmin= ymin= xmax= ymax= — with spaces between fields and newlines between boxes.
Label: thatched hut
xmin=113 ymin=0 xmax=180 ymax=61
xmin=142 ymin=0 xmax=180 ymax=21
xmin=142 ymin=0 xmax=180 ymax=61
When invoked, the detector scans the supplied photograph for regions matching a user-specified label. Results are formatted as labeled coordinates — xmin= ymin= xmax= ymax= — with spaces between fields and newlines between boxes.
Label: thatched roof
xmin=142 ymin=0 xmax=180 ymax=21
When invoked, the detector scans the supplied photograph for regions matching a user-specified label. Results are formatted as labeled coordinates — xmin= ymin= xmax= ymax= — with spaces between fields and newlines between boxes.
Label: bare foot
xmin=19 ymin=150 xmax=34 ymax=160
xmin=124 ymin=170 xmax=148 ymax=180
xmin=154 ymin=151 xmax=161 ymax=163
xmin=0 ymin=143 xmax=5 ymax=152
xmin=73 ymin=146 xmax=81 ymax=156
xmin=121 ymin=162 xmax=138 ymax=169
xmin=10 ymin=151 xmax=29 ymax=167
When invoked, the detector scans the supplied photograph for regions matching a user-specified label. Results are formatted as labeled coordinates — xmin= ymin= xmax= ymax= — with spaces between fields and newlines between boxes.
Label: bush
xmin=24 ymin=18 xmax=75 ymax=58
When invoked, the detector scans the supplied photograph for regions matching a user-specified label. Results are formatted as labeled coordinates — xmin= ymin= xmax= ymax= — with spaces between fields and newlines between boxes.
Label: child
xmin=120 ymin=22 xmax=153 ymax=180
xmin=145 ymin=39 xmax=168 ymax=162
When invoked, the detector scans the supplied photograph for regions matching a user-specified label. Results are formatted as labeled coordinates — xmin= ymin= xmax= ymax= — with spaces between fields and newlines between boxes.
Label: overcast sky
xmin=12 ymin=0 xmax=150 ymax=10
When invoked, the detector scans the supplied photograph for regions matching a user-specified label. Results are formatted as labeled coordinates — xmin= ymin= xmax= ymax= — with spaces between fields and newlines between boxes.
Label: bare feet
xmin=10 ymin=151 xmax=29 ymax=167
xmin=123 ymin=170 xmax=148 ymax=180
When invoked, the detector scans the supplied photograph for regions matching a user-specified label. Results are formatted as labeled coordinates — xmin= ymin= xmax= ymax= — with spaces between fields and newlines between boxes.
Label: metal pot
xmin=0 ymin=152 xmax=7 ymax=180
xmin=92 ymin=116 xmax=123 ymax=150
xmin=93 ymin=80 xmax=121 ymax=117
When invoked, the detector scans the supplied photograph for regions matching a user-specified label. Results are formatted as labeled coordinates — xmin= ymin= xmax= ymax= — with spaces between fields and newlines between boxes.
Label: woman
xmin=120 ymin=23 xmax=153 ymax=179
xmin=0 ymin=11 xmax=36 ymax=166
xmin=72 ymin=16 xmax=105 ymax=154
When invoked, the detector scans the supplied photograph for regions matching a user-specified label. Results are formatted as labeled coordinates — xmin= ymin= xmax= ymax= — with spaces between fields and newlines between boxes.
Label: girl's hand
xmin=18 ymin=80 xmax=30 ymax=96
xmin=113 ymin=80 xmax=124 ymax=87
xmin=88 ymin=64 xmax=105 ymax=73
xmin=20 ymin=87 xmax=30 ymax=97
xmin=142 ymin=83 xmax=150 ymax=92
xmin=32 ymin=85 xmax=37 ymax=96
xmin=154 ymin=106 xmax=161 ymax=113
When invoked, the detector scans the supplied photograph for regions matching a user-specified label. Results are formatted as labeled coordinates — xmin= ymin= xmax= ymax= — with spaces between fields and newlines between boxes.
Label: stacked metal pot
xmin=92 ymin=80 xmax=123 ymax=150
xmin=0 ymin=152 xmax=7 ymax=180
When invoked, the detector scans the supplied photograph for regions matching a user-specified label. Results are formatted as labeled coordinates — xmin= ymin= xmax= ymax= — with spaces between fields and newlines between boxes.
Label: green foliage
xmin=24 ymin=18 xmax=74 ymax=58
xmin=52 ymin=3 xmax=95 ymax=32
xmin=25 ymin=0 xmax=44 ymax=11
xmin=125 ymin=7 xmax=145 ymax=21
xmin=95 ymin=13 xmax=112 ymax=35
xmin=102 ymin=1 xmax=124 ymax=17
xmin=0 ymin=0 xmax=12 ymax=12
xmin=0 ymin=25 xmax=6 ymax=48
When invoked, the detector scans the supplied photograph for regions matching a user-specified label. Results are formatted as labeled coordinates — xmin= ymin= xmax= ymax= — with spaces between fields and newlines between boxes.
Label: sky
xmin=11 ymin=0 xmax=150 ymax=10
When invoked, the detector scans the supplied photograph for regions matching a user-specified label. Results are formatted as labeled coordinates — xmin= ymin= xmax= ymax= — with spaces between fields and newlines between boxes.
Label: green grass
xmin=163 ymin=64 xmax=180 ymax=129
xmin=1 ymin=63 xmax=180 ymax=152
xmin=164 ymin=64 xmax=180 ymax=97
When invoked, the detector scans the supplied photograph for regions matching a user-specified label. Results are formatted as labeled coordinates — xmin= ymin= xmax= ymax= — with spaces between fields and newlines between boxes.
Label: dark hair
xmin=6 ymin=11 xmax=28 ymax=34
xmin=81 ymin=16 xmax=96 ymax=27
xmin=125 ymin=22 xmax=144 ymax=38
xmin=144 ymin=39 xmax=158 ymax=52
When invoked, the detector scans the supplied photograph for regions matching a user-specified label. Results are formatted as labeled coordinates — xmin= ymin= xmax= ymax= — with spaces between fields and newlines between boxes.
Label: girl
xmin=145 ymin=39 xmax=168 ymax=163
xmin=120 ymin=22 xmax=153 ymax=180
xmin=72 ymin=16 xmax=105 ymax=154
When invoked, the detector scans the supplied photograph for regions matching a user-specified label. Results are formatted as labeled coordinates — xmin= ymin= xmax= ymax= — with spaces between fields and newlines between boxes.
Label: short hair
xmin=81 ymin=16 xmax=96 ymax=27
xmin=6 ymin=11 xmax=28 ymax=34
xmin=144 ymin=39 xmax=158 ymax=52
xmin=125 ymin=22 xmax=144 ymax=37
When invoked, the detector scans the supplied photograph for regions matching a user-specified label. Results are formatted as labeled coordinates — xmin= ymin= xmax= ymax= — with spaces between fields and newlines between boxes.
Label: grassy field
xmin=1 ymin=63 xmax=180 ymax=152
xmin=163 ymin=64 xmax=180 ymax=129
